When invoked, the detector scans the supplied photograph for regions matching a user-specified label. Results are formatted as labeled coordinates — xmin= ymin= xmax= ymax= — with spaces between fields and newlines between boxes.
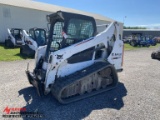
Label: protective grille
xmin=67 ymin=19 xmax=94 ymax=40
xmin=51 ymin=22 xmax=64 ymax=51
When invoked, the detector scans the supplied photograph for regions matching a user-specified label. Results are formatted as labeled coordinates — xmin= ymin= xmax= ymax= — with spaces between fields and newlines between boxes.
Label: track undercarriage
xmin=51 ymin=62 xmax=118 ymax=104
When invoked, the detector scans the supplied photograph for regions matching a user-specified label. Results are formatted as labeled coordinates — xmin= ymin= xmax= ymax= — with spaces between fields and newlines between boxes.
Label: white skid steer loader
xmin=5 ymin=28 xmax=24 ymax=48
xmin=20 ymin=28 xmax=47 ymax=57
xmin=26 ymin=11 xmax=124 ymax=104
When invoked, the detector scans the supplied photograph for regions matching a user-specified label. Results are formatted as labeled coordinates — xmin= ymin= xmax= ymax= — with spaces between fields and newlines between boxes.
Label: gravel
xmin=0 ymin=48 xmax=160 ymax=120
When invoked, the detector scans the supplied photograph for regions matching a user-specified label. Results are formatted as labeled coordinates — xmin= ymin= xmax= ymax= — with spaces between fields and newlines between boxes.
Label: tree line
xmin=123 ymin=26 xmax=147 ymax=29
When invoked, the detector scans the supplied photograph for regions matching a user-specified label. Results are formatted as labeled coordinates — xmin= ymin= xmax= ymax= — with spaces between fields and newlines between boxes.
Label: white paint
xmin=42 ymin=22 xmax=124 ymax=89
xmin=22 ymin=30 xmax=37 ymax=51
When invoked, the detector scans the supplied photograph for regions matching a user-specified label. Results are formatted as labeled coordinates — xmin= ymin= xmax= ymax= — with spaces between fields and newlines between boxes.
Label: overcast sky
xmin=35 ymin=0 xmax=160 ymax=28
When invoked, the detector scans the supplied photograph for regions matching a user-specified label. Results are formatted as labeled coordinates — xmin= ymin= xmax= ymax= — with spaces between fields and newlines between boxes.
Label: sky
xmin=35 ymin=0 xmax=160 ymax=28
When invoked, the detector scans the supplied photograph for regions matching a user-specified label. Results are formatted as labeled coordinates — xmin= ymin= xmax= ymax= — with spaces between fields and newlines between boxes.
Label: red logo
xmin=3 ymin=106 xmax=26 ymax=114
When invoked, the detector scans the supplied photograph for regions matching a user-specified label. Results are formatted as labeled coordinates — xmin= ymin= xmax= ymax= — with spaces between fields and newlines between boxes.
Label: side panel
xmin=58 ymin=61 xmax=94 ymax=77
xmin=107 ymin=40 xmax=124 ymax=70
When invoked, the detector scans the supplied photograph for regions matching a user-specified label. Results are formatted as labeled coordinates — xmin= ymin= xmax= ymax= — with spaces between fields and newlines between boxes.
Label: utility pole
xmin=123 ymin=16 xmax=127 ymax=25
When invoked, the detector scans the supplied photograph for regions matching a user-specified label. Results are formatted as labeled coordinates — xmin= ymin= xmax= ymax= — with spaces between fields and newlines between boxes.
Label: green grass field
xmin=0 ymin=44 xmax=28 ymax=61
xmin=0 ymin=43 xmax=160 ymax=61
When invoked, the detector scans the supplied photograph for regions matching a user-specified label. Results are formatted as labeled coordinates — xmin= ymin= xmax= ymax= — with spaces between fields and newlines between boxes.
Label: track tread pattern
xmin=51 ymin=62 xmax=118 ymax=104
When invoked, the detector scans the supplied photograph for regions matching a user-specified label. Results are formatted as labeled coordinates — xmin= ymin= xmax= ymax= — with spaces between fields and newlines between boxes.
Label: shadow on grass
xmin=0 ymin=43 xmax=28 ymax=49
xmin=0 ymin=43 xmax=14 ymax=49
xmin=0 ymin=44 xmax=5 ymax=47
xmin=0 ymin=43 xmax=34 ymax=60
xmin=19 ymin=82 xmax=127 ymax=120
xmin=14 ymin=53 xmax=34 ymax=59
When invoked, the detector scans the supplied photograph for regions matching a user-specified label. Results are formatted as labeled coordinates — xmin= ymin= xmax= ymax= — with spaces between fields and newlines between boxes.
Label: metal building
xmin=123 ymin=29 xmax=160 ymax=37
xmin=0 ymin=0 xmax=123 ymax=43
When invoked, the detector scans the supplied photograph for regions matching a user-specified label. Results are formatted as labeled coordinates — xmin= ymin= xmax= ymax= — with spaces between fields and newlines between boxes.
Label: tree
xmin=123 ymin=26 xmax=147 ymax=29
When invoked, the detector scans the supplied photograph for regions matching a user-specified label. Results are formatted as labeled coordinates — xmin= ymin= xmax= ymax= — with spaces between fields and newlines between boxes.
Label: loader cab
xmin=45 ymin=11 xmax=96 ymax=60
xmin=29 ymin=28 xmax=47 ymax=47
xmin=10 ymin=28 xmax=23 ymax=41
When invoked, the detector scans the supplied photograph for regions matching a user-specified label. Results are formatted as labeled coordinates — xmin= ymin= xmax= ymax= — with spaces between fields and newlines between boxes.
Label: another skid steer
xmin=5 ymin=28 xmax=24 ymax=48
xmin=26 ymin=11 xmax=124 ymax=104
xmin=20 ymin=28 xmax=47 ymax=57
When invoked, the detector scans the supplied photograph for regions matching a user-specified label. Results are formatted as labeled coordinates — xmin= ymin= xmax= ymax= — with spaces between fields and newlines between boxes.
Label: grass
xmin=0 ymin=44 xmax=29 ymax=61
xmin=124 ymin=43 xmax=160 ymax=51
xmin=0 ymin=43 xmax=160 ymax=61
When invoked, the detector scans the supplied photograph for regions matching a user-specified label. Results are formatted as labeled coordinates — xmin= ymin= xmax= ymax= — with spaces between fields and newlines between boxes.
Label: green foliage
xmin=123 ymin=26 xmax=147 ymax=29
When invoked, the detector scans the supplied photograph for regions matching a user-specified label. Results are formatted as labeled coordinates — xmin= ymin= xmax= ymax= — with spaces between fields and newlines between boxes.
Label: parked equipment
xmin=129 ymin=35 xmax=150 ymax=47
xmin=151 ymin=47 xmax=160 ymax=60
xmin=5 ymin=28 xmax=24 ymax=48
xmin=123 ymin=35 xmax=133 ymax=44
xmin=20 ymin=28 xmax=47 ymax=57
xmin=145 ymin=36 xmax=157 ymax=46
xmin=26 ymin=11 xmax=124 ymax=104
xmin=153 ymin=37 xmax=160 ymax=43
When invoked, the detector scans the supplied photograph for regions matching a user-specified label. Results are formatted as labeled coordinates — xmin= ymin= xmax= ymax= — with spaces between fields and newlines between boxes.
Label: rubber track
xmin=51 ymin=62 xmax=118 ymax=104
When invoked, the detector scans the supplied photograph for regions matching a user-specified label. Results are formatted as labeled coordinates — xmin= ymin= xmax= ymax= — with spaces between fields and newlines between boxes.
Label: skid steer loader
xmin=20 ymin=28 xmax=47 ymax=57
xmin=26 ymin=11 xmax=124 ymax=104
xmin=5 ymin=28 xmax=24 ymax=48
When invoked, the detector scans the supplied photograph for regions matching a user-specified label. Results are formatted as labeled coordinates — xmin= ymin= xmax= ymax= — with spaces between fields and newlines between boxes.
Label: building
xmin=123 ymin=29 xmax=160 ymax=38
xmin=0 ymin=0 xmax=123 ymax=43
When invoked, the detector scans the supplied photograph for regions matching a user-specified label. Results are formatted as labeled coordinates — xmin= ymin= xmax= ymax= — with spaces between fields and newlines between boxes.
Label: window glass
xmin=35 ymin=30 xmax=46 ymax=46
xmin=50 ymin=19 xmax=94 ymax=51
xmin=14 ymin=30 xmax=20 ymax=35
xmin=67 ymin=19 xmax=94 ymax=40
xmin=10 ymin=29 xmax=13 ymax=36
xmin=50 ymin=22 xmax=64 ymax=51
xmin=13 ymin=29 xmax=22 ymax=40
xmin=29 ymin=30 xmax=35 ymax=40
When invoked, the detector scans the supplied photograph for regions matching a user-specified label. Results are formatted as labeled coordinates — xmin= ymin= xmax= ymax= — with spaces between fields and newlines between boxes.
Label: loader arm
xmin=45 ymin=22 xmax=123 ymax=88
xmin=22 ymin=30 xmax=38 ymax=51
xmin=7 ymin=28 xmax=16 ymax=45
